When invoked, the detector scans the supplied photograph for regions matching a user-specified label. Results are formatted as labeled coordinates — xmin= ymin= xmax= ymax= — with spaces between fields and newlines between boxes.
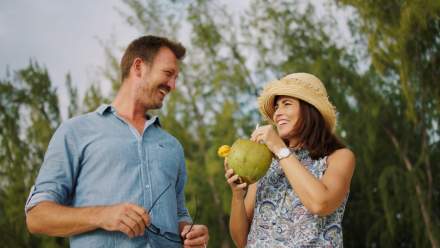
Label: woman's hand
xmin=224 ymin=159 xmax=247 ymax=199
xmin=250 ymin=125 xmax=286 ymax=154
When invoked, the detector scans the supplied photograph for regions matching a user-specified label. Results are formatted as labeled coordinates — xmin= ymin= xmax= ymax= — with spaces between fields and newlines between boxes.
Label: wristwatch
xmin=275 ymin=147 xmax=291 ymax=160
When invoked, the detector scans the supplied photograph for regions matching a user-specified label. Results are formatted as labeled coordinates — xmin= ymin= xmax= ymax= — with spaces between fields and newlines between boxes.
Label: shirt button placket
xmin=138 ymin=138 xmax=151 ymax=207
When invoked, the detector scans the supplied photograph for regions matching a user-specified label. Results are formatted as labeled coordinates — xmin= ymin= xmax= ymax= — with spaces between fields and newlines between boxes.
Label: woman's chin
xmin=277 ymin=129 xmax=292 ymax=139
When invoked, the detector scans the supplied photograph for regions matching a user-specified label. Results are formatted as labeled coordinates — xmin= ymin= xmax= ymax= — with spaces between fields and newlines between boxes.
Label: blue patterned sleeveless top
xmin=246 ymin=148 xmax=348 ymax=248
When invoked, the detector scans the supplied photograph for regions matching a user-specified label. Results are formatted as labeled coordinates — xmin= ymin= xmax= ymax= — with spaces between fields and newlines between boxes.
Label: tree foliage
xmin=0 ymin=0 xmax=438 ymax=247
xmin=0 ymin=62 xmax=67 ymax=247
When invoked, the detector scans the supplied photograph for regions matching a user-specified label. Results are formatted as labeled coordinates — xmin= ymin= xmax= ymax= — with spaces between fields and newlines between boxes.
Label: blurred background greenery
xmin=1 ymin=0 xmax=439 ymax=247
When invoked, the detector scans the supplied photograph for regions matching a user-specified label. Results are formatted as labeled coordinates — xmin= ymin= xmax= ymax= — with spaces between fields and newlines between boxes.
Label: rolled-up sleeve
xmin=25 ymin=122 xmax=80 ymax=213
xmin=175 ymin=146 xmax=192 ymax=224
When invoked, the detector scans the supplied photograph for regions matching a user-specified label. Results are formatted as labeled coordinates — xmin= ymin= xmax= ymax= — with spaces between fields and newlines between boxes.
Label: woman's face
xmin=273 ymin=96 xmax=301 ymax=139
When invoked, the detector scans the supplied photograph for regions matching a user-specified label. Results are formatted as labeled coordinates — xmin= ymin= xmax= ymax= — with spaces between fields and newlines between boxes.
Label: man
xmin=25 ymin=35 xmax=209 ymax=248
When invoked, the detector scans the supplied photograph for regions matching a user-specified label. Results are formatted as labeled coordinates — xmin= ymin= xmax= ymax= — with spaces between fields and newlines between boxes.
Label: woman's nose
xmin=273 ymin=107 xmax=283 ymax=120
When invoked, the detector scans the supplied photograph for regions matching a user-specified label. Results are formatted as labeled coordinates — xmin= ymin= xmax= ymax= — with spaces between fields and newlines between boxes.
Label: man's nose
xmin=167 ymin=77 xmax=177 ymax=90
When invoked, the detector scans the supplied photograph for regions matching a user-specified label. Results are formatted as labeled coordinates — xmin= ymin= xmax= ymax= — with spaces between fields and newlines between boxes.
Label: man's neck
xmin=112 ymin=82 xmax=148 ymax=123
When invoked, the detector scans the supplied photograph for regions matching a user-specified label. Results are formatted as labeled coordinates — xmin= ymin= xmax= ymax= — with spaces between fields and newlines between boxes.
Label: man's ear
xmin=131 ymin=58 xmax=144 ymax=78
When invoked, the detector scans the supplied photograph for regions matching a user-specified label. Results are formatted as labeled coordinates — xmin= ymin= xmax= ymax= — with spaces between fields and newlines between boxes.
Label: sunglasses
xmin=146 ymin=183 xmax=198 ymax=244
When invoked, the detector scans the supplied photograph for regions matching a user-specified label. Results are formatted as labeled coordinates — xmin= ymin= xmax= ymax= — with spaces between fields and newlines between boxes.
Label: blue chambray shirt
xmin=25 ymin=104 xmax=192 ymax=248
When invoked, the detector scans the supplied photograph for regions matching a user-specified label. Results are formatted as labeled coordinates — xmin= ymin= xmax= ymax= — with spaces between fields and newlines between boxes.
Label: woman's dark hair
xmin=283 ymin=97 xmax=345 ymax=159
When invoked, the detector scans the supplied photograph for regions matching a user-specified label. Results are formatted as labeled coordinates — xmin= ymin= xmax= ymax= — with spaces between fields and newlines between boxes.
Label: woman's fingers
xmin=225 ymin=169 xmax=248 ymax=193
xmin=236 ymin=182 xmax=247 ymax=189
xmin=223 ymin=158 xmax=229 ymax=171
xmin=225 ymin=169 xmax=234 ymax=178
xmin=250 ymin=129 xmax=259 ymax=142
xmin=227 ymin=174 xmax=240 ymax=184
xmin=251 ymin=132 xmax=264 ymax=143
xmin=251 ymin=126 xmax=266 ymax=141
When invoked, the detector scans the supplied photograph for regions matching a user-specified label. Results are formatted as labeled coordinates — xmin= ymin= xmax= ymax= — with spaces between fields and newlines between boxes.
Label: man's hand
xmin=181 ymin=224 xmax=209 ymax=248
xmin=97 ymin=203 xmax=150 ymax=238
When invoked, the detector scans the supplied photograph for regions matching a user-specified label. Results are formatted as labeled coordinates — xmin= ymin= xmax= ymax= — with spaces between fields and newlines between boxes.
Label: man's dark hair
xmin=120 ymin=35 xmax=186 ymax=80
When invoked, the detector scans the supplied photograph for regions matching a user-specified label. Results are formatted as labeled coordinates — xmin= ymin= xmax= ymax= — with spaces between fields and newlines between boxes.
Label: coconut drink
xmin=218 ymin=139 xmax=273 ymax=184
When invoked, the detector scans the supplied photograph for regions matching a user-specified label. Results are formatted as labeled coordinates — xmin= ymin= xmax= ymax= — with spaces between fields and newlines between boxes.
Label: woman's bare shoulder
xmin=327 ymin=148 xmax=356 ymax=168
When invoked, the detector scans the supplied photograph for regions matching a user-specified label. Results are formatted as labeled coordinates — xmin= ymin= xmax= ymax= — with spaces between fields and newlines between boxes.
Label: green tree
xmin=336 ymin=0 xmax=440 ymax=246
xmin=0 ymin=62 xmax=68 ymax=247
xmin=119 ymin=0 xmax=363 ymax=247
xmin=120 ymin=0 xmax=440 ymax=247
xmin=2 ymin=0 xmax=438 ymax=247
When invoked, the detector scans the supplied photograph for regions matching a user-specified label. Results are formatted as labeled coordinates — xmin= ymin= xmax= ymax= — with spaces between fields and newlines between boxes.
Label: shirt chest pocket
xmin=149 ymin=142 xmax=180 ymax=182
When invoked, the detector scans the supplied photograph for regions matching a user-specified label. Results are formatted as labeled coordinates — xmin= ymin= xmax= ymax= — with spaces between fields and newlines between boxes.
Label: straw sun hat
xmin=258 ymin=72 xmax=337 ymax=132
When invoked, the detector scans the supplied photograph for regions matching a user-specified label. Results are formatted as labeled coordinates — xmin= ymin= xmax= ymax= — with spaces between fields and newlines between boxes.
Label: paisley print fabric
xmin=246 ymin=148 xmax=348 ymax=248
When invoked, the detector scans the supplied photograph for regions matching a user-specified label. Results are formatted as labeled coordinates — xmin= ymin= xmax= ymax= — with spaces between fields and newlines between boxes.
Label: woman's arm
xmin=279 ymin=148 xmax=355 ymax=215
xmin=225 ymin=160 xmax=257 ymax=248
xmin=251 ymin=125 xmax=355 ymax=216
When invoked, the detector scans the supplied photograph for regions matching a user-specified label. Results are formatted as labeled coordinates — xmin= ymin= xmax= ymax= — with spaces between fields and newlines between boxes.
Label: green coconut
xmin=226 ymin=139 xmax=273 ymax=184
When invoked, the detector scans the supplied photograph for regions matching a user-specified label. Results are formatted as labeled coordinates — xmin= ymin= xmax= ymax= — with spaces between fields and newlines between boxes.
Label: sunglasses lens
xmin=147 ymin=189 xmax=197 ymax=244
xmin=147 ymin=224 xmax=160 ymax=234
xmin=164 ymin=232 xmax=182 ymax=242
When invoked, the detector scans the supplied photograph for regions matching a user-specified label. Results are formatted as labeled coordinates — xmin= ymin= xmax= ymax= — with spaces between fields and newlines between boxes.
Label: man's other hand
xmin=98 ymin=203 xmax=150 ymax=238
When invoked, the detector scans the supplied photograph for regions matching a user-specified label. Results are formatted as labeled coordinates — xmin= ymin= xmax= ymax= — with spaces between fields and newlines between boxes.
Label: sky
xmin=0 ymin=0 xmax=139 ymax=117
xmin=0 ymin=0 xmax=350 ymax=118
xmin=0 ymin=0 xmax=253 ymax=118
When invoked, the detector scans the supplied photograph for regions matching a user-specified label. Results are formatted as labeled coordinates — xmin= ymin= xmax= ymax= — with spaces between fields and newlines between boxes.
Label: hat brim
xmin=258 ymin=79 xmax=336 ymax=132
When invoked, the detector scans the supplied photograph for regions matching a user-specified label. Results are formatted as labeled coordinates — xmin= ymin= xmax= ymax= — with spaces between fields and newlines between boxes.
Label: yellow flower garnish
xmin=217 ymin=145 xmax=231 ymax=157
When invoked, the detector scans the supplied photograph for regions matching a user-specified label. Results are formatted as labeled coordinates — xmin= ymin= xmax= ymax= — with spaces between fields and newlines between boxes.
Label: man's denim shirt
xmin=25 ymin=104 xmax=192 ymax=248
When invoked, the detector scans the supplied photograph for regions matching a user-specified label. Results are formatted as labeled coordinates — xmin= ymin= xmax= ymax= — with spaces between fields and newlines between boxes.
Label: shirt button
xmin=145 ymin=185 xmax=150 ymax=189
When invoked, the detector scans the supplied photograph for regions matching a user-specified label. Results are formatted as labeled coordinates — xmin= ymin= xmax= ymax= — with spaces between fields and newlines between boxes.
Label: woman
xmin=225 ymin=73 xmax=355 ymax=247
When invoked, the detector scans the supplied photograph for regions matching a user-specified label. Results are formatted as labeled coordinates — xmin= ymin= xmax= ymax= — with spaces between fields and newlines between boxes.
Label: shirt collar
xmin=95 ymin=104 xmax=161 ymax=127
xmin=96 ymin=104 xmax=114 ymax=115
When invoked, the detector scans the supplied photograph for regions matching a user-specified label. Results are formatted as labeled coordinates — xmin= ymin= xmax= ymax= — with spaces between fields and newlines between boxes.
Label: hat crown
xmin=281 ymin=73 xmax=328 ymax=98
